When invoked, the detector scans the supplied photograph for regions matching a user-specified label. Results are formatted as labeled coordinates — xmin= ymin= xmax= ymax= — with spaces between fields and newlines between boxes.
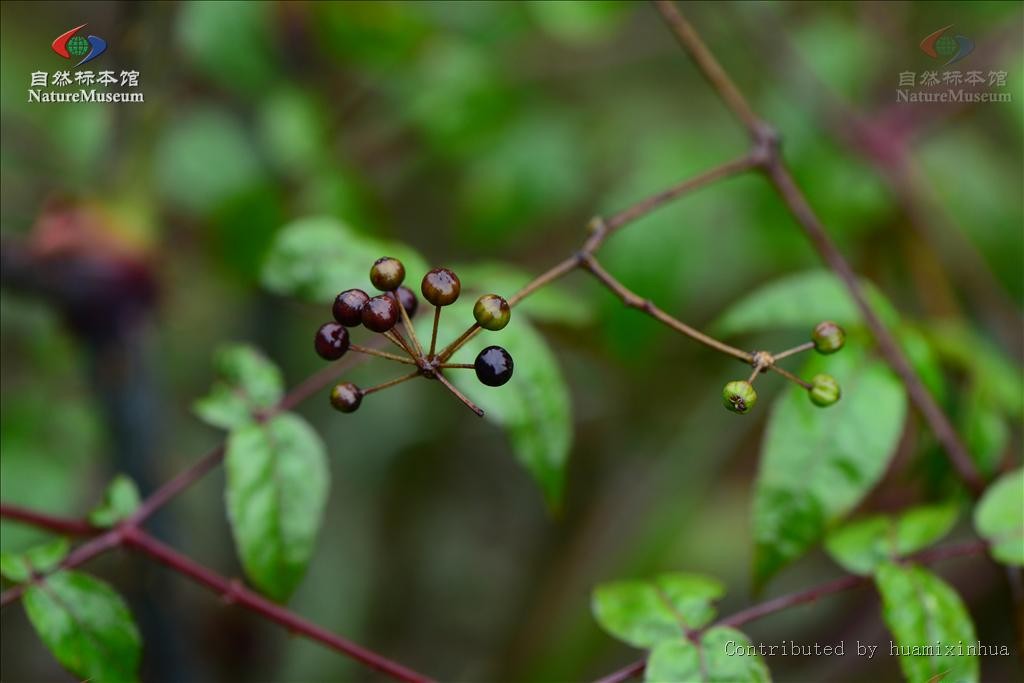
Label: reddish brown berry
xmin=396 ymin=286 xmax=418 ymax=317
xmin=333 ymin=289 xmax=369 ymax=327
xmin=369 ymin=257 xmax=405 ymax=291
xmin=421 ymin=268 xmax=461 ymax=307
xmin=315 ymin=322 xmax=350 ymax=360
xmin=361 ymin=294 xmax=399 ymax=333
xmin=330 ymin=382 xmax=363 ymax=413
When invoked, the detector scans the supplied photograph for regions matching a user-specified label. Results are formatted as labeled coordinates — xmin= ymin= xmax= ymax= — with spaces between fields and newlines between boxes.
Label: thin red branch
xmin=0 ymin=503 xmax=97 ymax=537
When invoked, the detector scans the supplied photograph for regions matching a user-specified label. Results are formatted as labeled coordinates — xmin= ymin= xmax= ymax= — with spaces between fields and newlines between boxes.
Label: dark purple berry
xmin=361 ymin=294 xmax=399 ymax=333
xmin=330 ymin=382 xmax=363 ymax=413
xmin=369 ymin=257 xmax=405 ymax=291
xmin=396 ymin=286 xmax=418 ymax=317
xmin=315 ymin=322 xmax=350 ymax=360
xmin=333 ymin=289 xmax=369 ymax=327
xmin=474 ymin=345 xmax=514 ymax=387
xmin=421 ymin=268 xmax=461 ymax=307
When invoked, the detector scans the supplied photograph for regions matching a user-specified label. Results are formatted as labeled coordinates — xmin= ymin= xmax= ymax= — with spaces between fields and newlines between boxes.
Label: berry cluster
xmin=722 ymin=321 xmax=845 ymax=415
xmin=313 ymin=257 xmax=514 ymax=416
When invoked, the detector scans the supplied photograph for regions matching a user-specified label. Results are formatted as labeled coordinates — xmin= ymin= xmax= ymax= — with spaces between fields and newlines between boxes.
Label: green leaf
xmin=194 ymin=344 xmax=284 ymax=430
xmin=960 ymin=386 xmax=1010 ymax=477
xmin=592 ymin=573 xmax=724 ymax=648
xmin=421 ymin=301 xmax=571 ymax=507
xmin=88 ymin=475 xmax=140 ymax=528
xmin=0 ymin=538 xmax=70 ymax=583
xmin=645 ymin=627 xmax=771 ymax=683
xmin=225 ymin=413 xmax=329 ymax=601
xmin=452 ymin=261 xmax=594 ymax=327
xmin=22 ymin=570 xmax=141 ymax=683
xmin=973 ymin=468 xmax=1023 ymax=566
xmin=261 ymin=216 xmax=427 ymax=304
xmin=753 ymin=342 xmax=907 ymax=585
xmin=876 ymin=563 xmax=979 ymax=683
xmin=825 ymin=503 xmax=959 ymax=575
xmin=177 ymin=1 xmax=278 ymax=95
xmin=927 ymin=321 xmax=1024 ymax=418
xmin=713 ymin=269 xmax=899 ymax=337
xmin=526 ymin=0 xmax=630 ymax=45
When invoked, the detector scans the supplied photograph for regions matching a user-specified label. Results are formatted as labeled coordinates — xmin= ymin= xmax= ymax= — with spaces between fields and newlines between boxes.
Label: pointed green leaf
xmin=712 ymin=269 xmax=899 ymax=336
xmin=0 ymin=538 xmax=70 ymax=583
xmin=261 ymin=216 xmax=427 ymax=304
xmin=225 ymin=412 xmax=329 ymax=601
xmin=825 ymin=503 xmax=959 ymax=575
xmin=194 ymin=344 xmax=284 ymax=430
xmin=420 ymin=299 xmax=571 ymax=507
xmin=23 ymin=570 xmax=141 ymax=683
xmin=876 ymin=563 xmax=979 ymax=683
xmin=88 ymin=475 xmax=141 ymax=528
xmin=645 ymin=627 xmax=771 ymax=683
xmin=974 ymin=468 xmax=1024 ymax=566
xmin=592 ymin=573 xmax=724 ymax=648
xmin=753 ymin=342 xmax=907 ymax=585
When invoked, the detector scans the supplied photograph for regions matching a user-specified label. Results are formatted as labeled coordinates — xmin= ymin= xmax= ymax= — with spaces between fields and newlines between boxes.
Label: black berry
xmin=474 ymin=345 xmax=514 ymax=387
xmin=473 ymin=294 xmax=510 ymax=331
xmin=333 ymin=289 xmax=369 ymax=327
xmin=396 ymin=285 xmax=418 ymax=317
xmin=369 ymin=257 xmax=405 ymax=291
xmin=361 ymin=294 xmax=399 ymax=333
xmin=421 ymin=268 xmax=461 ymax=307
xmin=315 ymin=322 xmax=350 ymax=360
xmin=330 ymin=382 xmax=363 ymax=413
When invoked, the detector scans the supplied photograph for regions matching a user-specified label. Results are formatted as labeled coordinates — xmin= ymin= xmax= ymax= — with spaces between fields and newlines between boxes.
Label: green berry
xmin=330 ymin=382 xmax=363 ymax=413
xmin=812 ymin=321 xmax=845 ymax=355
xmin=421 ymin=268 xmax=461 ymax=306
xmin=473 ymin=294 xmax=511 ymax=331
xmin=369 ymin=257 xmax=405 ymax=291
xmin=809 ymin=374 xmax=841 ymax=407
xmin=723 ymin=380 xmax=757 ymax=414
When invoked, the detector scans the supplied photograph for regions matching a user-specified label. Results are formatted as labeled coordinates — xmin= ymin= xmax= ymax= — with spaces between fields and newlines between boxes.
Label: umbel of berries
xmin=721 ymin=320 xmax=845 ymax=415
xmin=312 ymin=257 xmax=515 ymax=417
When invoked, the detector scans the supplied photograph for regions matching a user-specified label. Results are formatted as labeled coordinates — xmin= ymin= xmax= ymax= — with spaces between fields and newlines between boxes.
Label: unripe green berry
xmin=812 ymin=321 xmax=845 ymax=355
xmin=473 ymin=294 xmax=511 ymax=331
xmin=421 ymin=268 xmax=461 ymax=306
xmin=723 ymin=380 xmax=757 ymax=414
xmin=330 ymin=382 xmax=363 ymax=413
xmin=809 ymin=374 xmax=841 ymax=407
xmin=369 ymin=257 xmax=405 ymax=291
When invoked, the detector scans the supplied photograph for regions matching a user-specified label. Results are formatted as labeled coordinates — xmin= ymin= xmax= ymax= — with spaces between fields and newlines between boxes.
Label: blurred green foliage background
xmin=1 ymin=1 xmax=1021 ymax=681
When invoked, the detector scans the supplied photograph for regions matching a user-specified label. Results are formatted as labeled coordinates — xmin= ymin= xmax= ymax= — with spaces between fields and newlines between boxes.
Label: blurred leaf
xmin=457 ymin=111 xmax=586 ymax=244
xmin=824 ymin=503 xmax=958 ymax=576
xmin=753 ymin=342 xmax=907 ymax=585
xmin=88 ymin=475 xmax=140 ymax=528
xmin=973 ymin=468 xmax=1023 ymax=566
xmin=194 ymin=344 xmax=284 ymax=431
xmin=22 ymin=571 xmax=141 ymax=683
xmin=154 ymin=107 xmax=264 ymax=214
xmin=926 ymin=322 xmax=1024 ymax=418
xmin=526 ymin=1 xmax=630 ymax=45
xmin=310 ymin=1 xmax=429 ymax=67
xmin=422 ymin=300 xmax=571 ymax=507
xmin=209 ymin=186 xmax=286 ymax=282
xmin=177 ymin=1 xmax=279 ymax=94
xmin=645 ymin=627 xmax=771 ymax=683
xmin=261 ymin=216 xmax=427 ymax=304
xmin=257 ymin=89 xmax=328 ymax=178
xmin=876 ymin=563 xmax=979 ymax=683
xmin=225 ymin=413 xmax=328 ymax=601
xmin=960 ymin=385 xmax=1010 ymax=478
xmin=713 ymin=269 xmax=899 ymax=337
xmin=453 ymin=261 xmax=594 ymax=327
xmin=0 ymin=538 xmax=69 ymax=583
xmin=592 ymin=573 xmax=724 ymax=648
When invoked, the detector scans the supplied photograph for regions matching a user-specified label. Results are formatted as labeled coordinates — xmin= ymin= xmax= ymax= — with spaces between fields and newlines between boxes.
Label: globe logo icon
xmin=51 ymin=24 xmax=108 ymax=66
xmin=66 ymin=35 xmax=90 ymax=57
xmin=934 ymin=35 xmax=958 ymax=58
xmin=919 ymin=25 xmax=975 ymax=66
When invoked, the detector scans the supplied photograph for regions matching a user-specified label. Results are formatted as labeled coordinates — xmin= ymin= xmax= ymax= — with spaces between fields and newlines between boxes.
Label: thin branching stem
xmin=434 ymin=371 xmax=484 ymax=417
xmin=772 ymin=341 xmax=814 ymax=361
xmin=350 ymin=344 xmax=417 ymax=365
xmin=429 ymin=306 xmax=441 ymax=357
xmin=363 ymin=371 xmax=420 ymax=395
